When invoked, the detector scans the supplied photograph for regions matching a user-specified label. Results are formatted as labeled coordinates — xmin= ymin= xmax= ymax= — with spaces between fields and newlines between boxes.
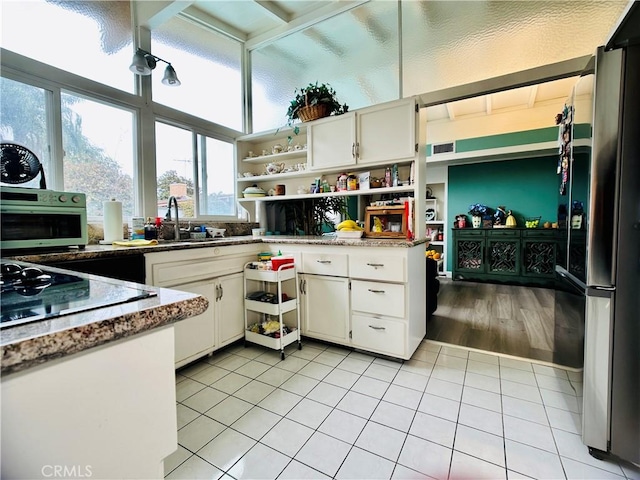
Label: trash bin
xmin=426 ymin=258 xmax=440 ymax=321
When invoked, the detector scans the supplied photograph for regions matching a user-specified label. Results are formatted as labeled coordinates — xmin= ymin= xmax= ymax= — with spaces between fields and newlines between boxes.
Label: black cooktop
xmin=0 ymin=261 xmax=157 ymax=329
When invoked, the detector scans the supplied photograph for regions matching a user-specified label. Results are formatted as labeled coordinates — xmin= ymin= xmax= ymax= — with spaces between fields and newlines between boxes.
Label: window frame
xmin=1 ymin=47 xmax=244 ymax=221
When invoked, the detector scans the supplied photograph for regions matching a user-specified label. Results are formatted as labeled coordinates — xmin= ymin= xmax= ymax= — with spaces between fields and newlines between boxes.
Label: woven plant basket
xmin=298 ymin=103 xmax=331 ymax=122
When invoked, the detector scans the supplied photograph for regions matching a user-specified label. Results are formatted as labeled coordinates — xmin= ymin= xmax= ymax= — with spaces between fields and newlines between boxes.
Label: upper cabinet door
xmin=307 ymin=111 xmax=357 ymax=170
xmin=357 ymin=98 xmax=417 ymax=165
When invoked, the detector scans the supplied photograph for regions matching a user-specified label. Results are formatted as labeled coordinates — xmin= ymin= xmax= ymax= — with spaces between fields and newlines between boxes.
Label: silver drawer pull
xmin=368 ymin=289 xmax=385 ymax=293
xmin=368 ymin=325 xmax=386 ymax=331
xmin=366 ymin=263 xmax=384 ymax=267
xmin=316 ymin=260 xmax=332 ymax=264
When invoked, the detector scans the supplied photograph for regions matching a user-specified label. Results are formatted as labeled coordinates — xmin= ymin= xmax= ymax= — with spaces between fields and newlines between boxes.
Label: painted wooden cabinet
xmin=2 ymin=327 xmax=177 ymax=479
xmin=265 ymin=242 xmax=426 ymax=360
xmin=308 ymin=98 xmax=417 ymax=170
xmin=452 ymin=228 xmax=562 ymax=286
xmin=299 ymin=272 xmax=350 ymax=344
xmin=145 ymin=244 xmax=260 ymax=368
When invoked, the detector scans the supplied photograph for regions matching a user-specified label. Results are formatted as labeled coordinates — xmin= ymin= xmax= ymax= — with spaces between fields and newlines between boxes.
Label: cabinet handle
xmin=368 ymin=289 xmax=385 ymax=294
xmin=299 ymin=278 xmax=305 ymax=294
xmin=219 ymin=284 xmax=224 ymax=300
xmin=366 ymin=263 xmax=384 ymax=267
xmin=316 ymin=260 xmax=332 ymax=264
xmin=368 ymin=325 xmax=386 ymax=331
xmin=351 ymin=142 xmax=356 ymax=158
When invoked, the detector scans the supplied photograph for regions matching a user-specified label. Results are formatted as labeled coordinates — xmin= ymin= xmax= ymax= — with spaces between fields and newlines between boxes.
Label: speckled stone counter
xmin=1 ymin=264 xmax=209 ymax=376
xmin=4 ymin=235 xmax=264 ymax=264
xmin=5 ymin=235 xmax=429 ymax=265
xmin=260 ymin=235 xmax=428 ymax=248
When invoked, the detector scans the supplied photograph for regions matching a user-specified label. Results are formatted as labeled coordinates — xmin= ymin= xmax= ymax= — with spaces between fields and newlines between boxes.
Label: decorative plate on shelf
xmin=425 ymin=209 xmax=436 ymax=221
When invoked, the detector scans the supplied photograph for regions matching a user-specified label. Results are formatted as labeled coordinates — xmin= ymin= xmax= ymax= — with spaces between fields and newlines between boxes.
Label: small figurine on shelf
xmin=494 ymin=206 xmax=507 ymax=226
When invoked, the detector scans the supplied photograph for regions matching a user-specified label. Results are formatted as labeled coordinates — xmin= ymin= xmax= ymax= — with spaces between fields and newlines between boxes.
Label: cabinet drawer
xmin=352 ymin=314 xmax=405 ymax=358
xmin=349 ymin=255 xmax=405 ymax=282
xmin=455 ymin=229 xmax=484 ymax=237
xmin=522 ymin=229 xmax=557 ymax=238
xmin=486 ymin=229 xmax=519 ymax=237
xmin=301 ymin=253 xmax=348 ymax=277
xmin=351 ymin=280 xmax=405 ymax=318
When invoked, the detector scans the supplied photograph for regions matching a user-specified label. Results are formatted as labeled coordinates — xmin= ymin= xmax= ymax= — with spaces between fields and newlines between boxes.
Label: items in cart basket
xmin=247 ymin=321 xmax=297 ymax=338
xmin=246 ymin=291 xmax=290 ymax=303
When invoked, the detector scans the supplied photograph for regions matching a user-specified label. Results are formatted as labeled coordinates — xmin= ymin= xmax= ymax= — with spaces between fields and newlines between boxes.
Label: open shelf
xmin=242 ymin=149 xmax=307 ymax=164
xmin=238 ymin=184 xmax=415 ymax=202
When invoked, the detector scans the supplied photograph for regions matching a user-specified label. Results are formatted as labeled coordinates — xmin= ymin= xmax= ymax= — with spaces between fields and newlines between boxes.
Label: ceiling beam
xmin=527 ymin=84 xmax=539 ymax=108
xmin=446 ymin=103 xmax=456 ymax=120
xmin=245 ymin=0 xmax=369 ymax=50
xmin=134 ymin=1 xmax=194 ymax=30
xmin=255 ymin=1 xmax=291 ymax=23
xmin=178 ymin=5 xmax=248 ymax=43
xmin=419 ymin=55 xmax=592 ymax=108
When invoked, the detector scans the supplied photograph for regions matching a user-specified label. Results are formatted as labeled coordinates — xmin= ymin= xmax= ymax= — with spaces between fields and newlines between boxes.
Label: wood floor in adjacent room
xmin=426 ymin=278 xmax=584 ymax=368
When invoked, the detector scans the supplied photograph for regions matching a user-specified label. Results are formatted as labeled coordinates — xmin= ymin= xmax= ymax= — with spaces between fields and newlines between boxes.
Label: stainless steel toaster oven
xmin=1 ymin=185 xmax=87 ymax=251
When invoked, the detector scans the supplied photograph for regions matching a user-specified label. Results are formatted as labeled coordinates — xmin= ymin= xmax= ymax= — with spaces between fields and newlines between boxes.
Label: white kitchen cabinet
xmin=145 ymin=244 xmax=260 ymax=368
xmin=356 ymin=98 xmax=417 ymax=165
xmin=2 ymin=327 xmax=176 ymax=479
xmin=351 ymin=314 xmax=407 ymax=358
xmin=267 ymin=243 xmax=426 ymax=360
xmin=235 ymin=97 xmax=427 ymax=241
xmin=308 ymin=98 xmax=416 ymax=170
xmin=299 ymin=272 xmax=350 ymax=344
xmin=307 ymin=111 xmax=357 ymax=170
xmin=171 ymin=279 xmax=218 ymax=365
xmin=215 ymin=272 xmax=246 ymax=346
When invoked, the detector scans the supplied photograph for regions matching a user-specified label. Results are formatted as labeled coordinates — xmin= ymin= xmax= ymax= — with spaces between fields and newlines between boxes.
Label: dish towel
xmin=112 ymin=239 xmax=159 ymax=247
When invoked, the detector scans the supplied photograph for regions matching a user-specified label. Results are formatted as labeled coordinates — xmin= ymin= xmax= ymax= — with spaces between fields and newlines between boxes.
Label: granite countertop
xmin=260 ymin=235 xmax=428 ymax=248
xmin=5 ymin=235 xmax=428 ymax=264
xmin=0 ymin=263 xmax=209 ymax=376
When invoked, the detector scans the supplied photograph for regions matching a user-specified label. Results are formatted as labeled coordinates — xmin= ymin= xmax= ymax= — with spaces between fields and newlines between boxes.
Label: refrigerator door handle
xmin=590 ymin=285 xmax=615 ymax=291
xmin=587 ymin=285 xmax=616 ymax=298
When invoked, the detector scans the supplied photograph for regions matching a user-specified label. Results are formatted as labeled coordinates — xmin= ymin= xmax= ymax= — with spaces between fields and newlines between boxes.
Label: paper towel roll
xmin=102 ymin=198 xmax=123 ymax=244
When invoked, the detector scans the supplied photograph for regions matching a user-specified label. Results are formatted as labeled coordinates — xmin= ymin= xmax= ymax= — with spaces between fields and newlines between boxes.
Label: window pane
xmin=0 ymin=77 xmax=52 ymax=189
xmin=251 ymin=1 xmax=399 ymax=132
xmin=198 ymin=136 xmax=235 ymax=216
xmin=152 ymin=17 xmax=242 ymax=130
xmin=1 ymin=1 xmax=134 ymax=93
xmin=155 ymin=122 xmax=194 ymax=219
xmin=61 ymin=93 xmax=135 ymax=218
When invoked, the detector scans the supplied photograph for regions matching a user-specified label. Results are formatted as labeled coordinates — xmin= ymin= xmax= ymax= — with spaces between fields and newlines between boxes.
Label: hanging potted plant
xmin=286 ymin=82 xmax=349 ymax=126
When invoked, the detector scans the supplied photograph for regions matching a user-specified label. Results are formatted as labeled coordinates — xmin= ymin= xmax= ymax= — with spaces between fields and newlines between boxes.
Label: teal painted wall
xmin=447 ymin=156 xmax=559 ymax=267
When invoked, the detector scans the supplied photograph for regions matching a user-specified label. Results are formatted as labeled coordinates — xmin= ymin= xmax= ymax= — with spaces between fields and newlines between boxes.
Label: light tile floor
xmin=165 ymin=340 xmax=640 ymax=480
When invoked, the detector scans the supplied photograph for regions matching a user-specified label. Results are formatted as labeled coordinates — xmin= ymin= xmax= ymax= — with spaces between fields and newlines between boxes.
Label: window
xmin=197 ymin=136 xmax=235 ymax=216
xmin=155 ymin=122 xmax=236 ymax=219
xmin=152 ymin=17 xmax=242 ymax=130
xmin=0 ymin=77 xmax=52 ymax=189
xmin=1 ymin=0 xmax=134 ymax=93
xmin=61 ymin=93 xmax=135 ymax=218
xmin=250 ymin=1 xmax=399 ymax=132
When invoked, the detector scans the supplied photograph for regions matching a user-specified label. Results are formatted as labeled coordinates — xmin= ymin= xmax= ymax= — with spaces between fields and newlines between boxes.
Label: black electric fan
xmin=0 ymin=142 xmax=47 ymax=189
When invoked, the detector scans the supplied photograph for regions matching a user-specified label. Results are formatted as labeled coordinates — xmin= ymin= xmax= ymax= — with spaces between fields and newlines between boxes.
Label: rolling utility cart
xmin=244 ymin=261 xmax=301 ymax=360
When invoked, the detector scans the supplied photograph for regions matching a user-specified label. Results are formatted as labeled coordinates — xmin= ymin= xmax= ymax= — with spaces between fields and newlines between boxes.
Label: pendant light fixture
xmin=129 ymin=48 xmax=181 ymax=87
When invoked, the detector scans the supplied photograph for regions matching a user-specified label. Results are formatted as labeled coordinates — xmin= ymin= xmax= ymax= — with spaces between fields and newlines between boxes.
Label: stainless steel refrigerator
xmin=579 ymin=12 xmax=640 ymax=464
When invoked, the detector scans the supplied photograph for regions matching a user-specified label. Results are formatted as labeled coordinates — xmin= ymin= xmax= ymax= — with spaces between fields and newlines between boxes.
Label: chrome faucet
xmin=166 ymin=196 xmax=180 ymax=240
